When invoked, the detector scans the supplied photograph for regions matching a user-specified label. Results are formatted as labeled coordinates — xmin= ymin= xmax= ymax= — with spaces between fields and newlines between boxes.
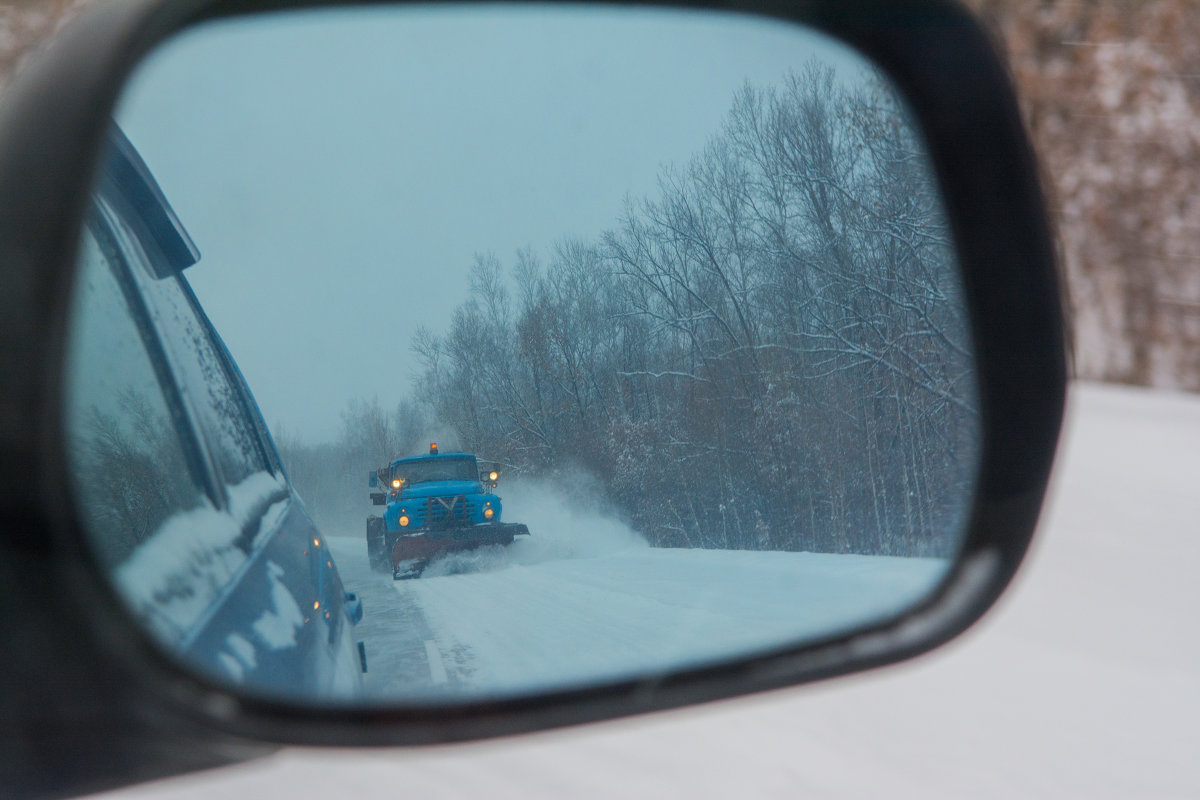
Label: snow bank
xmin=409 ymin=547 xmax=946 ymax=697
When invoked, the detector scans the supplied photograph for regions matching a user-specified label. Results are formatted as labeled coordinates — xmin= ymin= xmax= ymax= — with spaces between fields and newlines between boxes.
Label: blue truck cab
xmin=366 ymin=444 xmax=529 ymax=578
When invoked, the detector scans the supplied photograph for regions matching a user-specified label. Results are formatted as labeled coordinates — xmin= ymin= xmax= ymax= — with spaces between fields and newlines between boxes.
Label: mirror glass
xmin=63 ymin=4 xmax=980 ymax=704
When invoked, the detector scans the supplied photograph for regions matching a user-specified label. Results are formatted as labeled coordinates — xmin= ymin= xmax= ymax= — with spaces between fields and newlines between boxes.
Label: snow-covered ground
xmin=99 ymin=382 xmax=1200 ymax=799
xmin=326 ymin=531 xmax=945 ymax=699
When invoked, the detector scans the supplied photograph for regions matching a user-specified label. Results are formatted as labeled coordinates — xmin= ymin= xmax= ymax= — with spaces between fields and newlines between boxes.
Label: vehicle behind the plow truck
xmin=366 ymin=444 xmax=530 ymax=579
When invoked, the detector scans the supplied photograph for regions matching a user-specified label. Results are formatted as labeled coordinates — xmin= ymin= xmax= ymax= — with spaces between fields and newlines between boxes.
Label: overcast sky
xmin=114 ymin=5 xmax=879 ymax=443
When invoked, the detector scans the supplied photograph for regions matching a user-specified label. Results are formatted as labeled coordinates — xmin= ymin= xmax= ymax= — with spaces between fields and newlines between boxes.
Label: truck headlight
xmin=399 ymin=514 xmax=410 ymax=527
xmin=483 ymin=508 xmax=494 ymax=520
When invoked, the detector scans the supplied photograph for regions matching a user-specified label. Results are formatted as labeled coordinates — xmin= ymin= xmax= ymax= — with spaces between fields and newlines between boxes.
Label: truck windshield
xmin=394 ymin=457 xmax=478 ymax=485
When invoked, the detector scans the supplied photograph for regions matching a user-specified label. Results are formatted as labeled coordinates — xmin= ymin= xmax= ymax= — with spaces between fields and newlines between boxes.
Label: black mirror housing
xmin=0 ymin=1 xmax=1065 ymax=797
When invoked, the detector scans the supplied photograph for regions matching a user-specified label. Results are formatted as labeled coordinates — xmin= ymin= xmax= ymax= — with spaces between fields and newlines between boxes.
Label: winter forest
xmin=10 ymin=0 xmax=1200 ymax=555
xmin=278 ymin=64 xmax=980 ymax=558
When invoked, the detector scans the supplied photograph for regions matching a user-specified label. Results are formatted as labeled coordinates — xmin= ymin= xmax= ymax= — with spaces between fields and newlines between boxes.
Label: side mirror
xmin=343 ymin=592 xmax=364 ymax=626
xmin=0 ymin=1 xmax=1064 ymax=797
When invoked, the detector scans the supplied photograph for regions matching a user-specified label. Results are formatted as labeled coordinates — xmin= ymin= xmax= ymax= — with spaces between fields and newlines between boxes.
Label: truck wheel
xmin=366 ymin=516 xmax=389 ymax=572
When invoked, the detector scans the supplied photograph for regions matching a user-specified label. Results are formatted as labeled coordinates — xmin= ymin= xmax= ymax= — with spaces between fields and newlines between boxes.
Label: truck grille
xmin=423 ymin=495 xmax=468 ymax=528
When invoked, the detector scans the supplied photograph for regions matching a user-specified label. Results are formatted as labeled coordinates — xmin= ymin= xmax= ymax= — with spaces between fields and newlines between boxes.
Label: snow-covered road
xmin=327 ymin=533 xmax=946 ymax=699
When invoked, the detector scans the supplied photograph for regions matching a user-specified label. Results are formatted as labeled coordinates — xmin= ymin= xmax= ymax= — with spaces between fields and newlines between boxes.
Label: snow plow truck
xmin=366 ymin=444 xmax=530 ymax=579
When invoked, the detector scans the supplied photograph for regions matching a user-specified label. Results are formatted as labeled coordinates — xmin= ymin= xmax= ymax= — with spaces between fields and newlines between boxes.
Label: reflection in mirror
xmin=64 ymin=5 xmax=980 ymax=705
